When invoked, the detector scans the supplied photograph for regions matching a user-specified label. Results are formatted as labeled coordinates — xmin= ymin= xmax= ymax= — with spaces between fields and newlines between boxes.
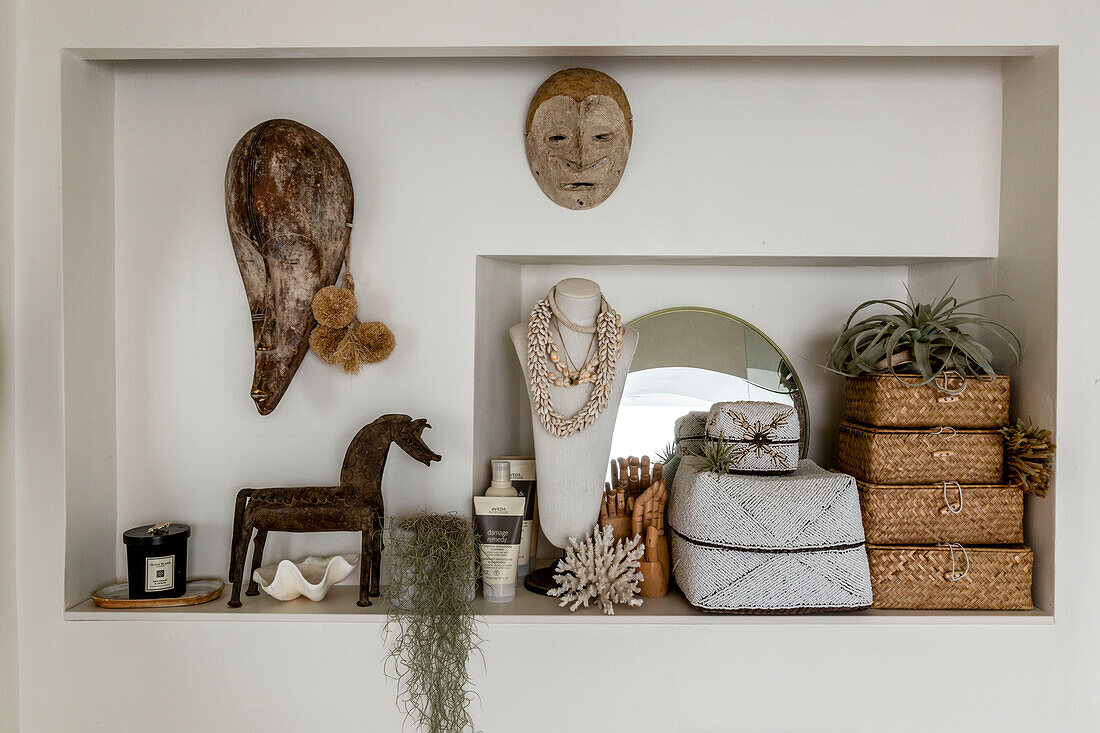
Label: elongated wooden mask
xmin=226 ymin=119 xmax=353 ymax=414
xmin=525 ymin=68 xmax=632 ymax=210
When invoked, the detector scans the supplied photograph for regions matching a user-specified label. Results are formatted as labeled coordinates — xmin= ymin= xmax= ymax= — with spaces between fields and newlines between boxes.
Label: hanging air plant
xmin=383 ymin=512 xmax=481 ymax=733
xmin=825 ymin=283 xmax=1020 ymax=386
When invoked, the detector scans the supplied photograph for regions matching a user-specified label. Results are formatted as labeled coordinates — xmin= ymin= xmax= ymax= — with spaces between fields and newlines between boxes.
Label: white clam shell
xmin=252 ymin=554 xmax=360 ymax=602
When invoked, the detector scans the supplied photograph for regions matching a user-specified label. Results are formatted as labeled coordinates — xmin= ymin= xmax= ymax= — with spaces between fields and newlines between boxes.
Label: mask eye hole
xmin=593 ymin=133 xmax=613 ymax=142
xmin=546 ymin=134 xmax=568 ymax=143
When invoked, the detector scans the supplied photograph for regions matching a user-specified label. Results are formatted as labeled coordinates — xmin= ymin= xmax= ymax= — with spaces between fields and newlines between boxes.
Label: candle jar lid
xmin=123 ymin=522 xmax=191 ymax=547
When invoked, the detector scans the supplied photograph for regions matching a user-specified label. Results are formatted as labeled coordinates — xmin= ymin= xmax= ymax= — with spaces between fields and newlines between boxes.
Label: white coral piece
xmin=548 ymin=524 xmax=644 ymax=615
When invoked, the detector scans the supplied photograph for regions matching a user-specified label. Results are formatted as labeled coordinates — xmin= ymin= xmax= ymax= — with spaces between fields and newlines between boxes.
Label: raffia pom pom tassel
xmin=332 ymin=321 xmax=396 ymax=374
xmin=356 ymin=321 xmax=396 ymax=364
xmin=309 ymin=324 xmax=346 ymax=364
xmin=312 ymin=285 xmax=358 ymax=329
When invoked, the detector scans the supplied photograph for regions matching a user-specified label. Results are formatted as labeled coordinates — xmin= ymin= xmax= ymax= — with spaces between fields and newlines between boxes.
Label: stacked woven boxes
xmin=837 ymin=375 xmax=1033 ymax=610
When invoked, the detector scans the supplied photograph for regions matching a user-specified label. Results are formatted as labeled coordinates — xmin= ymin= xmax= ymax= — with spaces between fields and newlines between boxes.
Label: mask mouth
xmin=561 ymin=182 xmax=596 ymax=190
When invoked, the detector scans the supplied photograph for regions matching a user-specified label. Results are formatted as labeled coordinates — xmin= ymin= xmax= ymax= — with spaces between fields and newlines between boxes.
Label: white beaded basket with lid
xmin=674 ymin=411 xmax=708 ymax=456
xmin=668 ymin=457 xmax=872 ymax=614
xmin=663 ymin=411 xmax=709 ymax=490
xmin=705 ymin=401 xmax=800 ymax=475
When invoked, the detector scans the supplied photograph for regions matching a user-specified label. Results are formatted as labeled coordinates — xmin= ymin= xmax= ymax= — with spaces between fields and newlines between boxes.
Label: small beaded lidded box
xmin=705 ymin=401 xmax=800 ymax=475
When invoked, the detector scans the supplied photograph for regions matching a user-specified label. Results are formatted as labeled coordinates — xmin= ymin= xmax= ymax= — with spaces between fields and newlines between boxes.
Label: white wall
xmin=12 ymin=2 xmax=1099 ymax=732
xmin=0 ymin=0 xmax=19 ymax=728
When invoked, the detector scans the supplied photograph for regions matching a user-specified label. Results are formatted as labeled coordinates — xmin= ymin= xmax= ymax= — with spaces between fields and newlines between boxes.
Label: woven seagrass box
xmin=858 ymin=481 xmax=1023 ymax=544
xmin=844 ymin=374 xmax=1010 ymax=429
xmin=838 ymin=421 xmax=1003 ymax=485
xmin=669 ymin=457 xmax=871 ymax=614
xmin=867 ymin=544 xmax=1033 ymax=610
xmin=705 ymin=401 xmax=800 ymax=475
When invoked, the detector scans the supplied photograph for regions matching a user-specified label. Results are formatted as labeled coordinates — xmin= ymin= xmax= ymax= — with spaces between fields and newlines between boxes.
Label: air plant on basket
xmin=655 ymin=442 xmax=676 ymax=466
xmin=825 ymin=283 xmax=1020 ymax=387
xmin=701 ymin=435 xmax=735 ymax=474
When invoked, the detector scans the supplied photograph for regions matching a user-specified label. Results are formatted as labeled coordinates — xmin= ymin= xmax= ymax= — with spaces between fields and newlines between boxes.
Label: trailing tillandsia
xmin=525 ymin=288 xmax=624 ymax=437
xmin=1001 ymin=419 xmax=1056 ymax=497
xmin=382 ymin=512 xmax=481 ymax=733
xmin=309 ymin=248 xmax=396 ymax=374
xmin=824 ymin=282 xmax=1020 ymax=390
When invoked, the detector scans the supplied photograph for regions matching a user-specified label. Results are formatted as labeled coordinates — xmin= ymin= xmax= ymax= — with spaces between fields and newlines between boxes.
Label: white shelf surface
xmin=66 ymin=580 xmax=1051 ymax=625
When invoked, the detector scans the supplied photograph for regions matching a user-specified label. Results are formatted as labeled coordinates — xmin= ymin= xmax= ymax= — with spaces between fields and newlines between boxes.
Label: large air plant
xmin=825 ymin=285 xmax=1020 ymax=386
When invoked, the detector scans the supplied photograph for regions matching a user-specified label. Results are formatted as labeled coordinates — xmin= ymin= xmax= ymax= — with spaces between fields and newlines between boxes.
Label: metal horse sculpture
xmin=228 ymin=414 xmax=441 ymax=607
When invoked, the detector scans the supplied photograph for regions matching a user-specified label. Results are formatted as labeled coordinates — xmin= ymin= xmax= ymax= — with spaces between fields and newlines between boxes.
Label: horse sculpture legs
xmin=228 ymin=493 xmax=381 ymax=608
xmin=371 ymin=517 xmax=383 ymax=596
xmin=359 ymin=515 xmax=375 ymax=607
xmin=245 ymin=529 xmax=268 ymax=596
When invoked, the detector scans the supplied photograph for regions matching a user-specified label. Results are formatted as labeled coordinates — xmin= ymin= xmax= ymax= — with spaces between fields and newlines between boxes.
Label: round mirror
xmin=610 ymin=307 xmax=808 ymax=460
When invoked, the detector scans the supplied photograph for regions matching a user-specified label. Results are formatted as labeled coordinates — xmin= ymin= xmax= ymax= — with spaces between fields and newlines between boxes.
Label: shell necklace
xmin=527 ymin=287 xmax=624 ymax=438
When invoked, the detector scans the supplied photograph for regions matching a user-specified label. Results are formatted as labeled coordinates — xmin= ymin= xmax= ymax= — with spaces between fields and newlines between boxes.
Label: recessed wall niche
xmin=62 ymin=52 xmax=1056 ymax=619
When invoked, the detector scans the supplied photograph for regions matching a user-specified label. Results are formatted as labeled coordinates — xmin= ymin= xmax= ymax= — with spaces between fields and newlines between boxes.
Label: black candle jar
xmin=123 ymin=523 xmax=190 ymax=599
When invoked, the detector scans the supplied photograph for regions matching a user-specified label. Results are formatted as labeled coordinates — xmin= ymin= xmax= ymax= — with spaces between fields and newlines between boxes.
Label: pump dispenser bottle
xmin=475 ymin=460 xmax=524 ymax=603
xmin=486 ymin=460 xmax=518 ymax=497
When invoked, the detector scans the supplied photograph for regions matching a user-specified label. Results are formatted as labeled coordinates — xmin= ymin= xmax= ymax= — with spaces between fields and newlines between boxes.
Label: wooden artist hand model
xmin=600 ymin=456 xmax=659 ymax=542
xmin=600 ymin=456 xmax=669 ymax=597
xmin=632 ymin=479 xmax=670 ymax=598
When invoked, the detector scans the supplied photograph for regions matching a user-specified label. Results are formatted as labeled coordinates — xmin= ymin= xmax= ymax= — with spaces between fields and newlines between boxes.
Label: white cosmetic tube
xmin=473 ymin=495 xmax=526 ymax=602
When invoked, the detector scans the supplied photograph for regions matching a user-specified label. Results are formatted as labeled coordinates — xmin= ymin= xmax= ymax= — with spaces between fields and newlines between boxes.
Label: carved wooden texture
xmin=227 ymin=415 xmax=441 ymax=608
xmin=524 ymin=68 xmax=632 ymax=210
xmin=599 ymin=458 xmax=669 ymax=597
xmin=225 ymin=119 xmax=354 ymax=414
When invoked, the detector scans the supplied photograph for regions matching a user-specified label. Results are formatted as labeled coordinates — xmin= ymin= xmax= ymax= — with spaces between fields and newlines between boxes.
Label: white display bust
xmin=510 ymin=278 xmax=639 ymax=548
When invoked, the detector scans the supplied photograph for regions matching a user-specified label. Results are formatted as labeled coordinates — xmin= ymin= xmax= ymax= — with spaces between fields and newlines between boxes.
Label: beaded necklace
xmin=526 ymin=287 xmax=624 ymax=437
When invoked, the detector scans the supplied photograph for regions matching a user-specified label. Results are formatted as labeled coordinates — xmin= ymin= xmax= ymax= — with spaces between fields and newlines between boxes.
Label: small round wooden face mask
xmin=525 ymin=69 xmax=632 ymax=210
